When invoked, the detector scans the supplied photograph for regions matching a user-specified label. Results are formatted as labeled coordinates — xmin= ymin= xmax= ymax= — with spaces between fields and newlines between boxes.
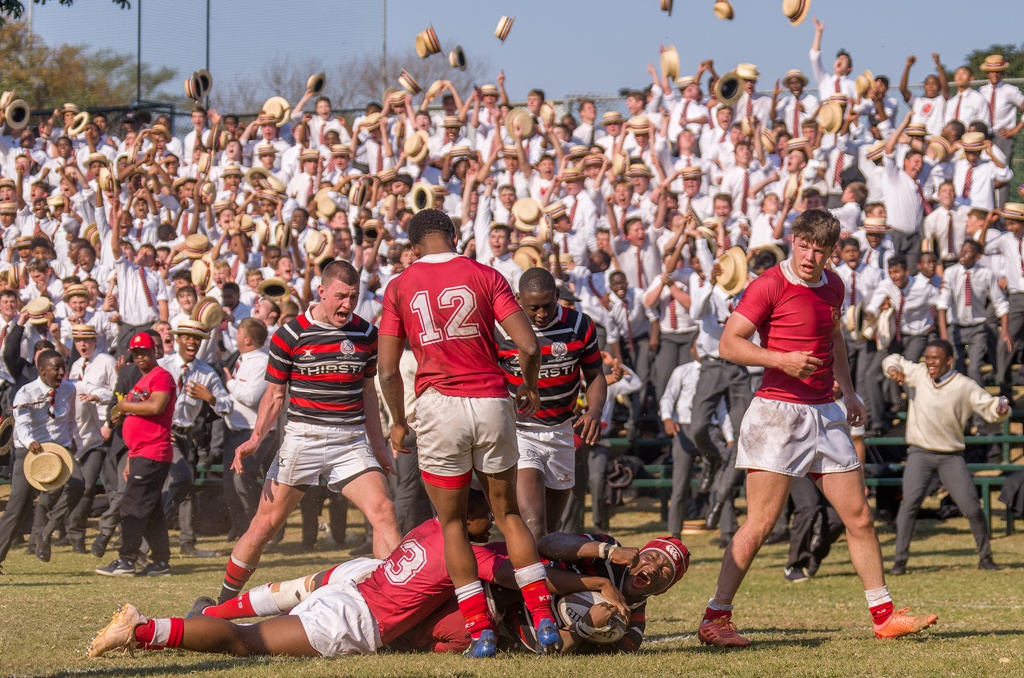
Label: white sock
xmin=513 ymin=562 xmax=547 ymax=588
xmin=247 ymin=584 xmax=280 ymax=617
xmin=455 ymin=580 xmax=483 ymax=602
xmin=150 ymin=618 xmax=171 ymax=646
xmin=865 ymin=586 xmax=892 ymax=608
xmin=708 ymin=598 xmax=734 ymax=612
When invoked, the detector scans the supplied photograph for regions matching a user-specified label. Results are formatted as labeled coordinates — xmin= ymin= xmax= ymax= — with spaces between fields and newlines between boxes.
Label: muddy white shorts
xmin=292 ymin=578 xmax=381 ymax=657
xmin=412 ymin=388 xmax=518 ymax=486
xmin=267 ymin=421 xmax=380 ymax=491
xmin=516 ymin=422 xmax=576 ymax=490
xmin=735 ymin=396 xmax=860 ymax=477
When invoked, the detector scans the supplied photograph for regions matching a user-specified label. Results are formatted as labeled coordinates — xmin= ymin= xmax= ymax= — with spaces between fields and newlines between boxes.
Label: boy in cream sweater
xmin=882 ymin=339 xmax=1010 ymax=575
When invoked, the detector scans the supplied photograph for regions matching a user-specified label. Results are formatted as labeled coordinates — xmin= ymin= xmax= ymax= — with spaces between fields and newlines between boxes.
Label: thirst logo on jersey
xmin=340 ymin=339 xmax=355 ymax=355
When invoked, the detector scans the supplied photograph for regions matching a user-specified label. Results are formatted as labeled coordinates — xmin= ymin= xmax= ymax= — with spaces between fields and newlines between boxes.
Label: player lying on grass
xmin=86 ymin=492 xmax=644 ymax=659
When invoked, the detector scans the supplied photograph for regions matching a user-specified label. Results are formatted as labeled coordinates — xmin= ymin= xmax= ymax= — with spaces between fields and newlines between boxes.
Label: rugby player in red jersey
xmin=376 ymin=209 xmax=560 ymax=657
xmin=696 ymin=209 xmax=937 ymax=647
xmin=497 ymin=268 xmax=606 ymax=538
xmin=87 ymin=492 xmax=630 ymax=659
xmin=214 ymin=260 xmax=401 ymax=605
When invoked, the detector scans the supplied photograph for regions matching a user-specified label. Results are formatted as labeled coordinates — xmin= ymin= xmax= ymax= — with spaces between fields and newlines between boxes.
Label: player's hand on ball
xmin=233 ymin=437 xmax=259 ymax=473
xmin=389 ymin=422 xmax=411 ymax=454
xmin=778 ymin=350 xmax=822 ymax=379
xmin=515 ymin=383 xmax=541 ymax=418
xmin=573 ymin=412 xmax=601 ymax=445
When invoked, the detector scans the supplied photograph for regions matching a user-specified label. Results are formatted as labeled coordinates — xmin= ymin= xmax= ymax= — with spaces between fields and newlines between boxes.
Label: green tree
xmin=964 ymin=43 xmax=1024 ymax=78
xmin=0 ymin=21 xmax=174 ymax=109
xmin=0 ymin=0 xmax=129 ymax=26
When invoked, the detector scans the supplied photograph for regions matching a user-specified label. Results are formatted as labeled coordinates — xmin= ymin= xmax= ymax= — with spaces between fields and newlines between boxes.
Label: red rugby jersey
xmin=733 ymin=264 xmax=845 ymax=405
xmin=357 ymin=517 xmax=505 ymax=645
xmin=379 ymin=252 xmax=523 ymax=398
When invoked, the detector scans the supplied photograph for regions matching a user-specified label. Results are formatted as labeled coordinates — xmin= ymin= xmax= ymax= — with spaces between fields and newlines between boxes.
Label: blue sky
xmin=28 ymin=0 xmax=1024 ymax=102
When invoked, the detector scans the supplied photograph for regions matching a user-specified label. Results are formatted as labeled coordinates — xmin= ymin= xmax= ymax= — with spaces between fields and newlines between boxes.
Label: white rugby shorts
xmin=291 ymin=578 xmax=381 ymax=657
xmin=516 ymin=422 xmax=576 ymax=490
xmin=412 ymin=388 xmax=518 ymax=484
xmin=266 ymin=421 xmax=380 ymax=490
xmin=735 ymin=396 xmax=860 ymax=477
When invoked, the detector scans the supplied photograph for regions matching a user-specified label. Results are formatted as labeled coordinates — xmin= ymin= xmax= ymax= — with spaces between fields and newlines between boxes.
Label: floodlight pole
xmin=136 ymin=0 xmax=142 ymax=103
xmin=382 ymin=0 xmax=387 ymax=87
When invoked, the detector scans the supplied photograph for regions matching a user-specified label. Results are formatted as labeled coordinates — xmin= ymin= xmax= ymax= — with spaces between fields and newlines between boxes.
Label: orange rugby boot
xmin=698 ymin=616 xmax=752 ymax=647
xmin=873 ymin=607 xmax=938 ymax=639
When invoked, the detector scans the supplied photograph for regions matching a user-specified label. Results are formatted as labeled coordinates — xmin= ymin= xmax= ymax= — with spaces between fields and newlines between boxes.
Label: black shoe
xmin=71 ymin=538 xmax=87 ymax=554
xmin=91 ymin=533 xmax=111 ymax=559
xmin=705 ymin=500 xmax=726 ymax=530
xmin=698 ymin=457 xmax=721 ymax=493
xmin=96 ymin=559 xmax=136 ymax=576
xmin=784 ymin=566 xmax=810 ymax=583
xmin=35 ymin=539 xmax=51 ymax=563
xmin=180 ymin=543 xmax=221 ymax=558
xmin=187 ymin=596 xmax=217 ymax=618
xmin=764 ymin=530 xmax=790 ymax=545
xmin=889 ymin=560 xmax=907 ymax=576
xmin=978 ymin=557 xmax=1000 ymax=571
xmin=137 ymin=561 xmax=171 ymax=577
xmin=24 ymin=540 xmax=36 ymax=555
xmin=53 ymin=535 xmax=71 ymax=548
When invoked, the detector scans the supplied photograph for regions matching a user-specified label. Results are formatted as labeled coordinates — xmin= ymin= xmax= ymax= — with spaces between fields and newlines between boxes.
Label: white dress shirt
xmin=977 ymin=81 xmax=1024 ymax=132
xmin=157 ymin=354 xmax=233 ymax=428
xmin=923 ymin=205 xmax=971 ymax=262
xmin=224 ymin=349 xmax=270 ymax=431
xmin=69 ymin=352 xmax=117 ymax=452
xmin=945 ymin=88 xmax=988 ymax=126
xmin=644 ymin=268 xmax=699 ymax=335
xmin=938 ymin=263 xmax=1008 ymax=327
xmin=867 ymin=277 xmax=940 ymax=338
xmin=13 ymin=377 xmax=78 ymax=450
xmin=833 ymin=262 xmax=884 ymax=312
xmin=951 ymin=159 xmax=1013 ymax=211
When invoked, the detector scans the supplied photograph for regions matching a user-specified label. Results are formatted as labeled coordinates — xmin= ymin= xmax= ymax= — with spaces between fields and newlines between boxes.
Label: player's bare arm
xmin=376 ymin=334 xmax=409 ymax=454
xmin=362 ymin=378 xmax=395 ymax=475
xmin=574 ymin=362 xmax=608 ymax=445
xmin=499 ymin=310 xmax=542 ymax=418
xmin=719 ymin=312 xmax=822 ymax=379
xmin=537 ymin=533 xmax=640 ymax=570
xmin=831 ymin=324 xmax=866 ymax=427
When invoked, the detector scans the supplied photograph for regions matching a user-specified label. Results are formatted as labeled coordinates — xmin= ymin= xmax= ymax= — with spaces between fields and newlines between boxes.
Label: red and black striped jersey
xmin=496 ymin=306 xmax=601 ymax=426
xmin=546 ymin=533 xmax=646 ymax=653
xmin=266 ymin=310 xmax=377 ymax=426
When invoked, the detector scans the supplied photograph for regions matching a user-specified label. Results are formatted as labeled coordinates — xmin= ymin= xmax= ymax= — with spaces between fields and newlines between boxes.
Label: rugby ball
xmin=555 ymin=591 xmax=627 ymax=644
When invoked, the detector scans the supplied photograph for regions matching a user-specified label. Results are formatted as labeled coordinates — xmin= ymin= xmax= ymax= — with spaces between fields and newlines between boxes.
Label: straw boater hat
xmin=661 ymin=0 xmax=673 ymax=15
xmin=192 ymin=296 xmax=224 ymax=332
xmin=1001 ymin=203 xmax=1024 ymax=222
xmin=679 ymin=165 xmax=704 ymax=182
xmin=494 ymin=15 xmax=515 ymax=42
xmin=398 ymin=69 xmax=421 ymax=96
xmin=71 ymin=323 xmax=96 ymax=340
xmin=415 ymin=24 xmax=441 ymax=58
xmin=755 ymin=243 xmax=786 ymax=267
xmin=906 ymin=122 xmax=928 ymax=138
xmin=980 ymin=55 xmax=1009 ymax=72
xmin=511 ymin=197 xmax=543 ymax=233
xmin=305 ymin=229 xmax=335 ymax=264
xmin=927 ymin=136 xmax=953 ymax=162
xmin=68 ymin=111 xmax=90 ymax=136
xmin=583 ymin=153 xmax=604 ymax=169
xmin=257 ymin=277 xmax=289 ymax=299
xmin=736 ymin=63 xmax=760 ymax=81
xmin=24 ymin=297 xmax=54 ymax=325
xmin=298 ymin=147 xmax=319 ymax=164
xmin=171 ymin=233 xmax=212 ymax=265
xmin=855 ymin=70 xmax=875 ymax=98
xmin=348 ymin=180 xmax=369 ymax=209
xmin=626 ymin=161 xmax=653 ymax=179
xmin=817 ymin=100 xmax=844 ymax=134
xmin=874 ymin=306 xmax=895 ymax=349
xmin=173 ymin=317 xmax=211 ymax=340
xmin=330 ymin=143 xmax=350 ymax=158
xmin=601 ymin=111 xmax=624 ymax=127
xmin=865 ymin=140 xmax=887 ymax=161
xmin=505 ymin=108 xmax=535 ymax=140
xmin=25 ymin=443 xmax=74 ymax=492
xmin=716 ymin=246 xmax=748 ymax=296
xmin=194 ymin=69 xmax=213 ymax=99
xmin=409 ymin=182 xmax=435 ymax=213
xmin=843 ymin=302 xmax=865 ymax=341
xmin=713 ymin=0 xmax=734 ymax=20
xmin=191 ymin=258 xmax=214 ymax=293
xmin=538 ymin=101 xmax=557 ymax=128
xmin=783 ymin=69 xmax=809 ymax=87
xmin=512 ymin=242 xmax=543 ymax=270
xmin=676 ymin=75 xmax=698 ymax=91
xmin=312 ymin=188 xmax=338 ymax=220
xmin=307 ymin=72 xmax=326 ymax=95
xmin=62 ymin=284 xmax=92 ymax=304
xmin=0 ymin=414 xmax=13 ymax=456
xmin=479 ymin=84 xmax=499 ymax=97
xmin=961 ymin=132 xmax=986 ymax=152
xmin=627 ymin=116 xmax=650 ymax=136
xmin=761 ymin=129 xmax=778 ymax=153
xmin=449 ymin=46 xmax=466 ymax=71
xmin=783 ymin=173 xmax=804 ymax=202
xmin=82 ymin=222 xmax=100 ymax=249
xmin=661 ymin=45 xmax=680 ymax=82
xmin=46 ymin=194 xmax=65 ymax=209
xmin=782 ymin=0 xmax=812 ymax=26
xmin=863 ymin=216 xmax=891 ymax=233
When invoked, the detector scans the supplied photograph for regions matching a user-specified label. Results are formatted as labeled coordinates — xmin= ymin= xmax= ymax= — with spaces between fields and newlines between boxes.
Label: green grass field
xmin=1 ymin=495 xmax=1022 ymax=677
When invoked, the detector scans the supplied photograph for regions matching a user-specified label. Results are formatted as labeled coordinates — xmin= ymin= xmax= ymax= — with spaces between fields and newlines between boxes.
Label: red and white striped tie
xmin=962 ymin=165 xmax=973 ymax=200
xmin=964 ymin=270 xmax=972 ymax=310
xmin=947 ymin=212 xmax=956 ymax=259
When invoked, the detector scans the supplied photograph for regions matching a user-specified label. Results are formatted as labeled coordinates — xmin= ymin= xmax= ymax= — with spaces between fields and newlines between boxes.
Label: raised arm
xmin=899 ymin=56 xmax=915 ymax=104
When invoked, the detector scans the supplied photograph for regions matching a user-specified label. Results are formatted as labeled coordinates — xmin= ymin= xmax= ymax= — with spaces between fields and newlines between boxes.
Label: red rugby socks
xmin=866 ymin=586 xmax=894 ymax=625
xmin=455 ymin=581 xmax=493 ymax=639
xmin=703 ymin=598 xmax=734 ymax=621
xmin=219 ymin=555 xmax=256 ymax=604
xmin=133 ymin=618 xmax=184 ymax=650
xmin=514 ymin=563 xmax=556 ymax=626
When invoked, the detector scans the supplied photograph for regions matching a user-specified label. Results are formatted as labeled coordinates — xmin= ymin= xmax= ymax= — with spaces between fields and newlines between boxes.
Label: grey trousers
xmin=894 ymin=447 xmax=991 ymax=563
xmin=388 ymin=432 xmax=432 ymax=536
xmin=691 ymin=358 xmax=752 ymax=463
xmin=951 ymin=323 xmax=991 ymax=387
xmin=0 ymin=448 xmax=39 ymax=564
xmin=997 ymin=293 xmax=1024 ymax=397
xmin=67 ymin=445 xmax=119 ymax=541
xmin=162 ymin=432 xmax=195 ymax=546
xmin=786 ymin=475 xmax=844 ymax=571
xmin=846 ymin=333 xmax=885 ymax=430
xmin=97 ymin=452 xmax=129 ymax=536
xmin=992 ymin=134 xmax=1014 ymax=210
xmin=222 ymin=425 xmax=264 ymax=537
xmin=890 ymin=230 xmax=922 ymax=275
xmin=667 ymin=425 xmax=698 ymax=537
xmin=653 ymin=331 xmax=696 ymax=401
xmin=587 ymin=445 xmax=610 ymax=530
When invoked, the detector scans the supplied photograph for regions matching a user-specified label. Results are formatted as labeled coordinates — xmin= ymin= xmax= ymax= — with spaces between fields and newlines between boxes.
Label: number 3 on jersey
xmin=410 ymin=285 xmax=481 ymax=345
xmin=384 ymin=539 xmax=428 ymax=585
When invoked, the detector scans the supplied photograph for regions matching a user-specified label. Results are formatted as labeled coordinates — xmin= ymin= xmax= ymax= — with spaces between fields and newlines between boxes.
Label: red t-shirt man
xmin=122 ymin=361 xmax=176 ymax=462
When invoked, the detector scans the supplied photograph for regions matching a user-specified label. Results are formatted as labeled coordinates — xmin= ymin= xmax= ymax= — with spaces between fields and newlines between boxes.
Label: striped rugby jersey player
xmin=545 ymin=533 xmax=647 ymax=653
xmin=496 ymin=306 xmax=601 ymax=427
xmin=266 ymin=310 xmax=377 ymax=426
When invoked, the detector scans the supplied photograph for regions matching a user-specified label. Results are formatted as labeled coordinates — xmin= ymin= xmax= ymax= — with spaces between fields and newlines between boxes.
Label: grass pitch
xmin=1 ymin=495 xmax=1022 ymax=677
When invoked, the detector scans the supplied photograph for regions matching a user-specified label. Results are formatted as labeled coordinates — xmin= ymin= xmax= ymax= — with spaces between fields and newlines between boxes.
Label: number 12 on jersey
xmin=409 ymin=286 xmax=482 ymax=345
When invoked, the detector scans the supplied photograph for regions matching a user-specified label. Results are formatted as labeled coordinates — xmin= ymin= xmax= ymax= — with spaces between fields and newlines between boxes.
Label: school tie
xmin=833 ymin=151 xmax=844 ymax=188
xmin=680 ymin=101 xmax=690 ymax=127
xmin=741 ymin=172 xmax=749 ymax=214
xmin=964 ymin=270 xmax=973 ymax=312
xmin=178 ymin=363 xmax=190 ymax=392
xmin=139 ymin=267 xmax=155 ymax=310
xmin=46 ymin=388 xmax=56 ymax=419
xmin=793 ymin=100 xmax=800 ymax=135
xmin=953 ymin=93 xmax=962 ymax=120
xmin=834 ymin=78 xmax=841 ymax=94
xmin=895 ymin=292 xmax=906 ymax=344
xmin=989 ymin=87 xmax=997 ymax=128
xmin=916 ymin=182 xmax=933 ymax=215
xmin=635 ymin=249 xmax=645 ymax=288
xmin=850 ymin=271 xmax=857 ymax=305
xmin=946 ymin=212 xmax=956 ymax=259
xmin=962 ymin=164 xmax=973 ymax=200
xmin=376 ymin=144 xmax=383 ymax=173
